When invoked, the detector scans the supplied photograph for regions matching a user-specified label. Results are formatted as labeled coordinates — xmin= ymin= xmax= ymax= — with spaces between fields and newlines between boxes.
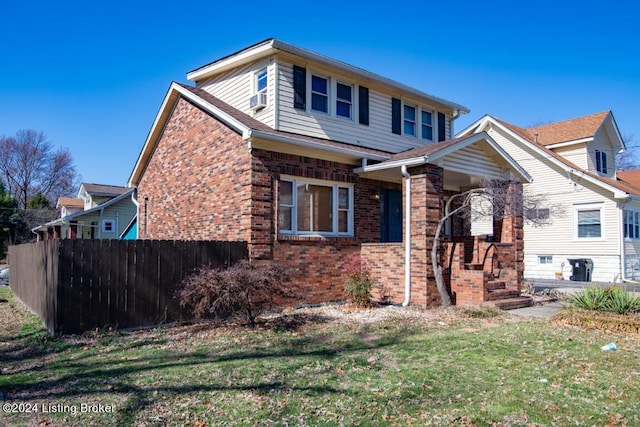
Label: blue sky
xmin=2 ymin=0 xmax=639 ymax=187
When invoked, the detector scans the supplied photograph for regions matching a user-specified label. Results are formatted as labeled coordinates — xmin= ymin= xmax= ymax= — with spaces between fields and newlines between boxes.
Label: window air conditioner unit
xmin=249 ymin=92 xmax=267 ymax=110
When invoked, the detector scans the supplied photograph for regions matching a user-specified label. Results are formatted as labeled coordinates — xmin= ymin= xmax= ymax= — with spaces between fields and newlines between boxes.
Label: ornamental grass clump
xmin=342 ymin=255 xmax=375 ymax=308
xmin=568 ymin=285 xmax=640 ymax=315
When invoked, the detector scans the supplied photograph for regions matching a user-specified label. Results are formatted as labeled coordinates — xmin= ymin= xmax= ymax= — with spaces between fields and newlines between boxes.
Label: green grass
xmin=1 ymin=287 xmax=640 ymax=426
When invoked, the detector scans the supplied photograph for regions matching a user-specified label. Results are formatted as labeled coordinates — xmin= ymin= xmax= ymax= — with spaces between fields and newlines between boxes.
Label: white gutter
xmin=401 ymin=165 xmax=411 ymax=306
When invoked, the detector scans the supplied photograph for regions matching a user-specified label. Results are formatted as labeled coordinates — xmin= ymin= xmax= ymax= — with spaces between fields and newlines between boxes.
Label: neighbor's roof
xmin=80 ymin=183 xmax=131 ymax=197
xmin=617 ymin=170 xmax=640 ymax=191
xmin=56 ymin=197 xmax=84 ymax=209
xmin=527 ymin=111 xmax=610 ymax=146
xmin=462 ymin=113 xmax=638 ymax=199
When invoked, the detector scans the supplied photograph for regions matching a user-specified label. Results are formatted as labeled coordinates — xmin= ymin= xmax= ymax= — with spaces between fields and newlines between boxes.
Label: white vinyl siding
xmin=197 ymin=58 xmax=276 ymax=127
xmin=276 ymin=60 xmax=450 ymax=154
xmin=485 ymin=125 xmax=623 ymax=282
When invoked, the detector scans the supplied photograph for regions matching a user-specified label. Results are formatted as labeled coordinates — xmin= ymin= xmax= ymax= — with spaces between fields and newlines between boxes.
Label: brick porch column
xmin=492 ymin=181 xmax=524 ymax=290
xmin=407 ymin=164 xmax=444 ymax=307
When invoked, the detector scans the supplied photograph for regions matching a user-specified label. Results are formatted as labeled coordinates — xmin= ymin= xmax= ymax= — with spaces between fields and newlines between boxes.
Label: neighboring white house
xmin=458 ymin=111 xmax=640 ymax=283
xmin=33 ymin=183 xmax=137 ymax=241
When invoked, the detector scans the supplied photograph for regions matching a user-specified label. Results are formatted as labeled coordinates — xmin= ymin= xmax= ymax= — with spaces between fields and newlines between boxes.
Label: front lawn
xmin=1 ymin=286 xmax=639 ymax=426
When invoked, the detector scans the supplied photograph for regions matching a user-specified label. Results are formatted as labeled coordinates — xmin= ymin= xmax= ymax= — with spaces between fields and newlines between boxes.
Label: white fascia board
xmin=567 ymin=169 xmax=628 ymax=200
xmin=354 ymin=157 xmax=428 ymax=174
xmin=187 ymin=40 xmax=276 ymax=81
xmin=544 ymin=137 xmax=593 ymax=149
xmin=248 ymin=130 xmax=389 ymax=162
xmin=455 ymin=114 xmax=492 ymax=138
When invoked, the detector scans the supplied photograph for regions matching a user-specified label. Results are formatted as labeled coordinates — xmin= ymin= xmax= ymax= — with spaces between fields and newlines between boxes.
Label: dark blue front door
xmin=381 ymin=189 xmax=402 ymax=242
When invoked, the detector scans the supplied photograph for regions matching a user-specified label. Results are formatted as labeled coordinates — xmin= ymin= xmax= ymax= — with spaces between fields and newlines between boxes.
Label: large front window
xmin=278 ymin=177 xmax=353 ymax=236
xmin=575 ymin=203 xmax=603 ymax=239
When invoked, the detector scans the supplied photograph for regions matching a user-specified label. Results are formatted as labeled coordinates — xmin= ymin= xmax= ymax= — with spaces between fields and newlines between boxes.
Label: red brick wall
xmin=361 ymin=243 xmax=404 ymax=304
xmin=137 ymin=98 xmax=252 ymax=242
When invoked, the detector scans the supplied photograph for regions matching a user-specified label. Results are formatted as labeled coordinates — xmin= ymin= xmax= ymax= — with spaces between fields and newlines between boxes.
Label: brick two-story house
xmin=128 ymin=39 xmax=532 ymax=308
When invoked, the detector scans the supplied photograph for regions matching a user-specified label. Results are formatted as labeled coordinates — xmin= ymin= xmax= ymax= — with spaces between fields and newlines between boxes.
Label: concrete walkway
xmin=508 ymin=301 xmax=566 ymax=318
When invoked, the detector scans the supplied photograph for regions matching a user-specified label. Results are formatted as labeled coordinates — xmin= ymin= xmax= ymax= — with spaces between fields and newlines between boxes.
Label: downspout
xmin=401 ymin=165 xmax=411 ymax=306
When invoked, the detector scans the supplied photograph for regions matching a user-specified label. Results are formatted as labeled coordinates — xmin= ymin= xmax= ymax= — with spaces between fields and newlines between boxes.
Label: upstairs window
xmin=596 ymin=150 xmax=608 ymax=174
xmin=421 ymin=110 xmax=433 ymax=141
xmin=336 ymin=82 xmax=353 ymax=119
xmin=256 ymin=68 xmax=268 ymax=95
xmin=311 ymin=75 xmax=329 ymax=113
xmin=403 ymin=105 xmax=416 ymax=136
xmin=278 ymin=177 xmax=353 ymax=236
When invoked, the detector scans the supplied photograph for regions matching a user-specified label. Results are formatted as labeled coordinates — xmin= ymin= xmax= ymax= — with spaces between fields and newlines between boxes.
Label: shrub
xmin=568 ymin=285 xmax=640 ymax=315
xmin=342 ymin=255 xmax=375 ymax=308
xmin=177 ymin=260 xmax=294 ymax=327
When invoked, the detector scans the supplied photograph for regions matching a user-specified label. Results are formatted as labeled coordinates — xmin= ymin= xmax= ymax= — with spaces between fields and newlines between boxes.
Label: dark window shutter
xmin=391 ymin=98 xmax=401 ymax=135
xmin=293 ymin=65 xmax=306 ymax=110
xmin=437 ymin=112 xmax=446 ymax=141
xmin=358 ymin=86 xmax=369 ymax=125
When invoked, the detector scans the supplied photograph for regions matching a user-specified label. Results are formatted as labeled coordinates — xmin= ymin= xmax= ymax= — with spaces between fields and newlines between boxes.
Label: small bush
xmin=177 ymin=260 xmax=294 ymax=327
xmin=342 ymin=255 xmax=375 ymax=308
xmin=568 ymin=285 xmax=640 ymax=315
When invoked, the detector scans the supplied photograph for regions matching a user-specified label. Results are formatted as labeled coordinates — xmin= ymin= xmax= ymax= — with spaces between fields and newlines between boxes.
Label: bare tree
xmin=432 ymin=180 xmax=555 ymax=306
xmin=616 ymin=133 xmax=638 ymax=171
xmin=0 ymin=130 xmax=77 ymax=209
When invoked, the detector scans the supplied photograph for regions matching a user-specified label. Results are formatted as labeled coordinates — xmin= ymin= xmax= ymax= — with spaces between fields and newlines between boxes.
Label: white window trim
xmin=401 ymin=100 xmax=437 ymax=140
xmin=278 ymin=175 xmax=354 ymax=237
xmin=595 ymin=149 xmax=608 ymax=174
xmin=624 ymin=209 xmax=640 ymax=240
xmin=102 ymin=219 xmax=115 ymax=233
xmin=308 ymin=72 xmax=330 ymax=114
xmin=335 ymin=81 xmax=354 ymax=121
xmin=255 ymin=67 xmax=268 ymax=95
xmin=421 ymin=109 xmax=434 ymax=141
xmin=538 ymin=255 xmax=553 ymax=265
xmin=573 ymin=202 xmax=604 ymax=240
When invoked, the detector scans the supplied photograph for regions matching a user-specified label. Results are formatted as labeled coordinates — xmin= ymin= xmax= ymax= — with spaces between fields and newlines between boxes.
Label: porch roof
xmin=354 ymin=132 xmax=532 ymax=186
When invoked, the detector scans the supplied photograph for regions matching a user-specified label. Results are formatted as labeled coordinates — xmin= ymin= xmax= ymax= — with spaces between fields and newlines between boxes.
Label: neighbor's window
xmin=404 ymin=104 xmax=416 ymax=136
xmin=575 ymin=203 xmax=603 ymax=238
xmin=278 ymin=177 xmax=353 ymax=236
xmin=336 ymin=82 xmax=353 ymax=119
xmin=311 ymin=74 xmax=329 ymax=113
xmin=102 ymin=220 xmax=115 ymax=233
xmin=256 ymin=67 xmax=268 ymax=95
xmin=538 ymin=255 xmax=553 ymax=264
xmin=421 ymin=110 xmax=433 ymax=141
xmin=595 ymin=149 xmax=608 ymax=174
xmin=624 ymin=209 xmax=640 ymax=239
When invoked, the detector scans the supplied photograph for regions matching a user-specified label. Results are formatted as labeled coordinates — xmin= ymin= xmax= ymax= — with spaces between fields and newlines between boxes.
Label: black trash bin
xmin=568 ymin=258 xmax=593 ymax=282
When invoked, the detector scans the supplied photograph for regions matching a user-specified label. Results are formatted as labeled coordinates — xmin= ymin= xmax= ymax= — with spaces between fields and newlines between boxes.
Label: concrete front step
xmin=490 ymin=296 xmax=534 ymax=310
xmin=486 ymin=288 xmax=520 ymax=301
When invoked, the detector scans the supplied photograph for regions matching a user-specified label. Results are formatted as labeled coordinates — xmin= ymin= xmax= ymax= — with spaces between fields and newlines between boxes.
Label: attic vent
xmin=249 ymin=92 xmax=267 ymax=111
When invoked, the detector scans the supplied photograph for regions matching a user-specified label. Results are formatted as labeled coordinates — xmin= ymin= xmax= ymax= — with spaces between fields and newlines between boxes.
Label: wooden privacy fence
xmin=9 ymin=239 xmax=248 ymax=334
